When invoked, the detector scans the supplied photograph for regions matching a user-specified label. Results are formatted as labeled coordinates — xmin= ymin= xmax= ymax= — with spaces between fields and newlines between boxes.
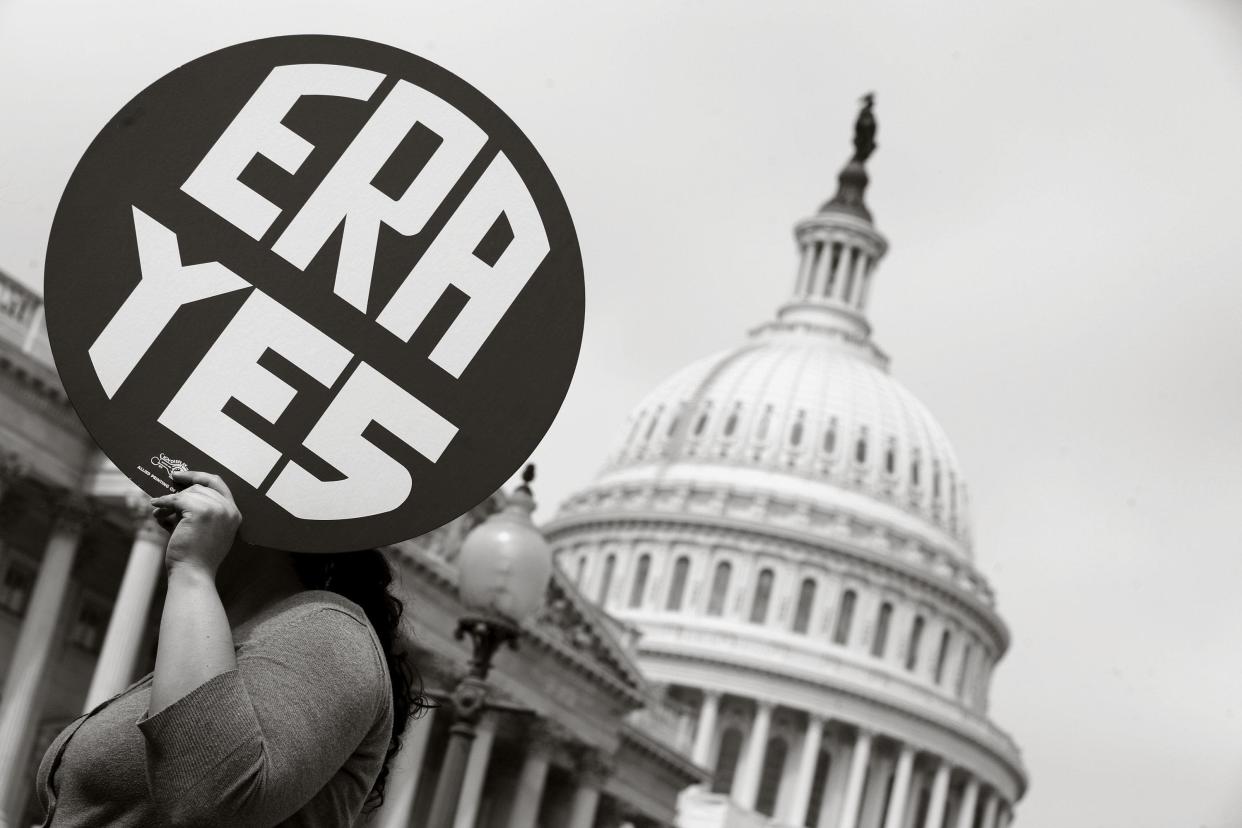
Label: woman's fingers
xmin=152 ymin=506 xmax=180 ymax=532
xmin=150 ymin=491 xmax=190 ymax=512
xmin=151 ymin=487 xmax=216 ymax=515
xmin=170 ymin=469 xmax=234 ymax=501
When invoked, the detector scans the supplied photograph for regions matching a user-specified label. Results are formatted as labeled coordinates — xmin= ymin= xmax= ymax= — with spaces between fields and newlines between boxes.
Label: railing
xmin=0 ymin=269 xmax=48 ymax=359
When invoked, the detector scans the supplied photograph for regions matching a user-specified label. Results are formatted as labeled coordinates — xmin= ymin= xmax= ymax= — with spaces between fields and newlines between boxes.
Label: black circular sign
xmin=45 ymin=35 xmax=584 ymax=552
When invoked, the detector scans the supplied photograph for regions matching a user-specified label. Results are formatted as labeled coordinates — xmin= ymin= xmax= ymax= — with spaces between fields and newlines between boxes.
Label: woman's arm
xmin=148 ymin=469 xmax=241 ymax=716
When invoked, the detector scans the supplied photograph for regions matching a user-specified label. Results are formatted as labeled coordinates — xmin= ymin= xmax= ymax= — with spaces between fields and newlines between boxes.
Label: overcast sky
xmin=3 ymin=1 xmax=1241 ymax=825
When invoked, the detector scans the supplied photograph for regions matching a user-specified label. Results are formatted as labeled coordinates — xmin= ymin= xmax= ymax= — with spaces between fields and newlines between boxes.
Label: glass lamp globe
xmin=456 ymin=470 xmax=552 ymax=625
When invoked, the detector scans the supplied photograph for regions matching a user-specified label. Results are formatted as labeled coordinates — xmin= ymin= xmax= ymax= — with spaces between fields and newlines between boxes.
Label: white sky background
xmin=2 ymin=0 xmax=1241 ymax=825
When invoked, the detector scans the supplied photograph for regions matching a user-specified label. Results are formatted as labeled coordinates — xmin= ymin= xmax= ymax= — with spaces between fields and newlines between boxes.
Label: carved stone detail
xmin=48 ymin=490 xmax=94 ymax=534
xmin=574 ymin=746 xmax=615 ymax=789
xmin=524 ymin=719 xmax=565 ymax=759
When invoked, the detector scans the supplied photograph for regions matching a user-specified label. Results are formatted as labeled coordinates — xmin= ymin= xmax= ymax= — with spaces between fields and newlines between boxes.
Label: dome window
xmin=948 ymin=472 xmax=958 ymax=526
xmin=884 ymin=439 xmax=896 ymax=475
xmin=871 ymin=601 xmax=893 ymax=657
xmin=832 ymin=589 xmax=856 ymax=645
xmin=629 ymin=554 xmax=651 ymax=608
xmin=932 ymin=460 xmax=942 ymax=498
xmin=666 ymin=555 xmax=690 ymax=611
xmin=666 ymin=403 xmax=684 ymax=438
xmin=724 ymin=403 xmax=742 ymax=438
xmin=934 ymin=630 xmax=951 ymax=684
xmin=906 ymin=615 xmax=925 ymax=671
xmin=693 ymin=402 xmax=713 ymax=437
xmin=911 ymin=455 xmax=921 ymax=486
xmin=625 ymin=411 xmax=646 ymax=448
xmin=707 ymin=561 xmax=732 ymax=616
xmin=749 ymin=568 xmax=774 ymax=624
xmin=956 ymin=644 xmax=974 ymax=699
xmin=756 ymin=404 xmax=774 ymax=441
xmin=854 ymin=429 xmax=868 ymax=464
xmin=644 ymin=407 xmax=663 ymax=441
xmin=823 ymin=419 xmax=838 ymax=454
xmin=789 ymin=411 xmax=805 ymax=448
xmin=792 ymin=577 xmax=816 ymax=634
xmin=597 ymin=554 xmax=617 ymax=606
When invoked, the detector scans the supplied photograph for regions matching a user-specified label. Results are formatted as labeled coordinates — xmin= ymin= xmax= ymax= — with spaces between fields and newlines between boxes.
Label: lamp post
xmin=426 ymin=465 xmax=553 ymax=828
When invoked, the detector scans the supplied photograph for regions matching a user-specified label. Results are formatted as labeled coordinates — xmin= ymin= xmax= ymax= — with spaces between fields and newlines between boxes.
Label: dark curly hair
xmin=291 ymin=549 xmax=425 ymax=812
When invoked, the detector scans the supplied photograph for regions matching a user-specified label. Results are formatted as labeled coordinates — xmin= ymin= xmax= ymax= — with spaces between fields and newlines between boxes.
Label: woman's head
xmin=291 ymin=549 xmax=425 ymax=812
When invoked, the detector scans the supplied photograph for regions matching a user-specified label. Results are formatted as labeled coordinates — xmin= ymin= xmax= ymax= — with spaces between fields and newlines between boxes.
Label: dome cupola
xmin=768 ymin=92 xmax=890 ymax=360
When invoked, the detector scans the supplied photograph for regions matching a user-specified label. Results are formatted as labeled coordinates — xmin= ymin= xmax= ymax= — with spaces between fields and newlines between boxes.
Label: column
xmin=734 ymin=700 xmax=773 ymax=809
xmin=953 ymin=778 xmax=979 ymax=828
xmin=810 ymin=239 xmax=832 ymax=296
xmin=84 ymin=497 xmax=168 ymax=710
xmin=859 ymin=752 xmax=894 ymax=828
xmin=568 ymin=749 xmax=613 ymax=828
xmin=795 ymin=242 xmax=815 ymax=298
xmin=818 ymin=740 xmax=851 ymax=828
xmin=899 ymin=771 xmax=925 ymax=828
xmin=838 ymin=730 xmax=873 ymax=828
xmin=508 ymin=724 xmax=556 ymax=828
xmin=857 ymin=260 xmax=876 ymax=311
xmin=786 ymin=714 xmax=824 ymax=827
xmin=921 ymin=761 xmax=951 ymax=828
xmin=372 ymin=706 xmax=437 ymax=828
xmin=0 ymin=497 xmax=88 ymax=827
xmin=978 ymin=791 xmax=1000 ymax=828
xmin=882 ymin=745 xmax=916 ymax=828
xmin=692 ymin=690 xmax=720 ymax=767
xmin=453 ymin=712 xmax=498 ymax=828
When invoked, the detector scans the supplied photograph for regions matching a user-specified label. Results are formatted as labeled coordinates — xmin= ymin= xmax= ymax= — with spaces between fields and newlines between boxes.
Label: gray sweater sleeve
xmin=136 ymin=606 xmax=386 ymax=828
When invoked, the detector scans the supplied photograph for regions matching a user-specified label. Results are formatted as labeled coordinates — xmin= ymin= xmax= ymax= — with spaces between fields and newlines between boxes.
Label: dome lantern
xmin=771 ymin=94 xmax=890 ymax=356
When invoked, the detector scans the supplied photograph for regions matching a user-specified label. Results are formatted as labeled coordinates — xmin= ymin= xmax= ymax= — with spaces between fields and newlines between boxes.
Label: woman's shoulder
xmin=236 ymin=590 xmax=381 ymax=661
xmin=238 ymin=590 xmax=391 ymax=706
xmin=240 ymin=590 xmax=371 ymax=640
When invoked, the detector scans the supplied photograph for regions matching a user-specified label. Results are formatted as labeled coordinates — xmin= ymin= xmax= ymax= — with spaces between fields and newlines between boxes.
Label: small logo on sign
xmin=150 ymin=453 xmax=189 ymax=478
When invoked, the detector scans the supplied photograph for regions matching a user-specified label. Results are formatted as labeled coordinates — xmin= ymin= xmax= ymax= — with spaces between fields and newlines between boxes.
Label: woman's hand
xmin=151 ymin=470 xmax=241 ymax=578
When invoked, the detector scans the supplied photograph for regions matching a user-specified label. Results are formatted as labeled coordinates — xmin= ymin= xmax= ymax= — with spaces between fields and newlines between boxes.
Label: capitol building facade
xmin=545 ymin=104 xmax=1027 ymax=828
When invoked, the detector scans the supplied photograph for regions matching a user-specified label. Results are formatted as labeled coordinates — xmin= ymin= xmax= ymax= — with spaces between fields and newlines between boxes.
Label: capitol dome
xmin=547 ymin=98 xmax=1026 ymax=828
xmin=597 ymin=329 xmax=973 ymax=560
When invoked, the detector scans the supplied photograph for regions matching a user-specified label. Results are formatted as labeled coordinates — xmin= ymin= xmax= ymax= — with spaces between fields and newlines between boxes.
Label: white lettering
xmin=182 ymin=63 xmax=385 ymax=239
xmin=89 ymin=207 xmax=250 ymax=398
xmin=268 ymin=362 xmax=457 ymax=519
xmin=273 ymin=79 xmax=486 ymax=312
xmin=158 ymin=291 xmax=352 ymax=487
xmin=375 ymin=153 xmax=548 ymax=377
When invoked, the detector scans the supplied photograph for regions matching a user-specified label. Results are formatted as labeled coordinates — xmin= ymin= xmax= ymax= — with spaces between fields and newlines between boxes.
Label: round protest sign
xmin=44 ymin=35 xmax=584 ymax=552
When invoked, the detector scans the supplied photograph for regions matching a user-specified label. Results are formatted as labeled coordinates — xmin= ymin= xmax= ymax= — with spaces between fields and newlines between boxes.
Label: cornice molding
xmin=0 ymin=339 xmax=71 ymax=410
